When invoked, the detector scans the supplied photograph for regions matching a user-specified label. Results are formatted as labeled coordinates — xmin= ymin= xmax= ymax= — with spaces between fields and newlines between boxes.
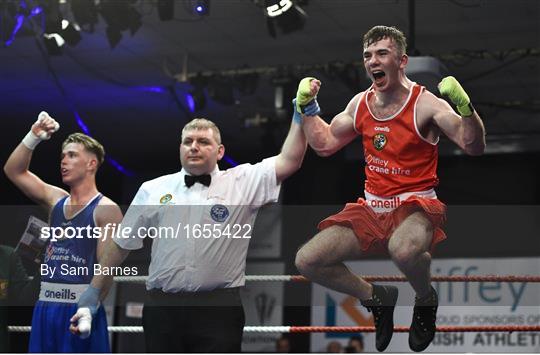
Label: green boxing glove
xmin=296 ymin=77 xmax=318 ymax=113
xmin=438 ymin=76 xmax=474 ymax=117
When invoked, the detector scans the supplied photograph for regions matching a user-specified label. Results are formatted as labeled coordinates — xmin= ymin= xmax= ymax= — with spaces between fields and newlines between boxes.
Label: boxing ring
xmin=8 ymin=325 xmax=540 ymax=334
xmin=8 ymin=274 xmax=540 ymax=334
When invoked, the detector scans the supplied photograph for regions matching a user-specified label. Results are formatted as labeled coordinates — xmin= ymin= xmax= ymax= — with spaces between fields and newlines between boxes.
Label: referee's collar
xmin=180 ymin=165 xmax=220 ymax=180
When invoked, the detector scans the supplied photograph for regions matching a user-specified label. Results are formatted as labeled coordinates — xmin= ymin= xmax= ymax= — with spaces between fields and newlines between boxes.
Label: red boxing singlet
xmin=354 ymin=83 xmax=439 ymax=197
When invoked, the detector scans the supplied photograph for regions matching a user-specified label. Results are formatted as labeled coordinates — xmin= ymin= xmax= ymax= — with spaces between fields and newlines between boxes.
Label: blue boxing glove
xmin=292 ymin=99 xmax=302 ymax=124
xmin=303 ymin=98 xmax=321 ymax=116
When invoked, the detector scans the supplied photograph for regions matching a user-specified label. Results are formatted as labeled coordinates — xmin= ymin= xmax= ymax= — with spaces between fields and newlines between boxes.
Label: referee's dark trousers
xmin=142 ymin=287 xmax=245 ymax=353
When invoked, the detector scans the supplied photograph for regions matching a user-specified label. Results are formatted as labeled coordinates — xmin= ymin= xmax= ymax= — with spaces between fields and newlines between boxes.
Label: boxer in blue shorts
xmin=4 ymin=112 xmax=123 ymax=352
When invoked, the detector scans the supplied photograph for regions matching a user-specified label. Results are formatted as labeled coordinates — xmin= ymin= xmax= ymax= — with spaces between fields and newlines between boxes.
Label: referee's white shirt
xmin=114 ymin=157 xmax=281 ymax=292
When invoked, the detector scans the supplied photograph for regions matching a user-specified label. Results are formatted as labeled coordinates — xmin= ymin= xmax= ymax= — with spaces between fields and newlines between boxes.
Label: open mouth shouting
xmin=372 ymin=70 xmax=386 ymax=85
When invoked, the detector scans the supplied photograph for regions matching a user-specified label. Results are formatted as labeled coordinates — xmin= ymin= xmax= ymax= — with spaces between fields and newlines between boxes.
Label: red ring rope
xmin=289 ymin=325 xmax=540 ymax=333
xmin=290 ymin=275 xmax=540 ymax=282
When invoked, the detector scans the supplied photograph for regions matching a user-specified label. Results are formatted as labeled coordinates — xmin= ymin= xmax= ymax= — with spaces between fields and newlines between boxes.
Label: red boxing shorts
xmin=318 ymin=191 xmax=447 ymax=255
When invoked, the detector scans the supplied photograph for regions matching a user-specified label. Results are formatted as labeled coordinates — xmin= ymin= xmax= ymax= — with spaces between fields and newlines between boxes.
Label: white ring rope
xmin=11 ymin=325 xmax=540 ymax=333
xmin=113 ymin=275 xmax=294 ymax=283
xmin=244 ymin=275 xmax=293 ymax=282
xmin=8 ymin=326 xmax=291 ymax=333
xmin=113 ymin=275 xmax=540 ymax=283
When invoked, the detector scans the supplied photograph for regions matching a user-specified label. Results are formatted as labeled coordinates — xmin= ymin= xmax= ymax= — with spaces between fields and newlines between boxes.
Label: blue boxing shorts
xmin=29 ymin=300 xmax=109 ymax=353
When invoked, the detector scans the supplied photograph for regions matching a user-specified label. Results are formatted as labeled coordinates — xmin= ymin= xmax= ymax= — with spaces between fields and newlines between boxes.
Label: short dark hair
xmin=363 ymin=25 xmax=407 ymax=55
xmin=62 ymin=133 xmax=105 ymax=167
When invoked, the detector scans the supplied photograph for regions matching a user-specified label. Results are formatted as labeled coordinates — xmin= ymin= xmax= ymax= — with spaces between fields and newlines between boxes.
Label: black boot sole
xmin=375 ymin=286 xmax=399 ymax=352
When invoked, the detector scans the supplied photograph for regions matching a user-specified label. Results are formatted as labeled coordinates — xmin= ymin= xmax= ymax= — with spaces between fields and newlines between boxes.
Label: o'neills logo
xmin=373 ymin=133 xmax=387 ymax=151
xmin=44 ymin=288 xmax=76 ymax=300
xmin=369 ymin=196 xmax=401 ymax=209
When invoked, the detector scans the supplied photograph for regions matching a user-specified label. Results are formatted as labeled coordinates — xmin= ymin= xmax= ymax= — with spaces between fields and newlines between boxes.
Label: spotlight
xmin=265 ymin=0 xmax=293 ymax=17
xmin=193 ymin=0 xmax=210 ymax=16
xmin=274 ymin=85 xmax=284 ymax=110
xmin=2 ymin=1 xmax=40 ymax=46
xmin=185 ymin=93 xmax=196 ymax=112
xmin=43 ymin=33 xmax=64 ymax=55
xmin=4 ymin=13 xmax=24 ymax=47
xmin=265 ymin=0 xmax=306 ymax=36
xmin=41 ymin=18 xmax=81 ymax=54
xmin=30 ymin=6 xmax=43 ymax=17
xmin=61 ymin=20 xmax=82 ymax=47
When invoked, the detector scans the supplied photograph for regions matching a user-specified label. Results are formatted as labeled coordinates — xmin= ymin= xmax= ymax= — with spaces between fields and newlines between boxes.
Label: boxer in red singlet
xmin=294 ymin=26 xmax=486 ymax=352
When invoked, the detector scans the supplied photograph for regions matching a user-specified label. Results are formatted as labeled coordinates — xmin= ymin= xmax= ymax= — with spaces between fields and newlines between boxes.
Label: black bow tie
xmin=185 ymin=174 xmax=211 ymax=188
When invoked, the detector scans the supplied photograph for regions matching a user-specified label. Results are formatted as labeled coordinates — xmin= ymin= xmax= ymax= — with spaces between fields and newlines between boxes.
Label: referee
xmin=79 ymin=114 xmax=307 ymax=352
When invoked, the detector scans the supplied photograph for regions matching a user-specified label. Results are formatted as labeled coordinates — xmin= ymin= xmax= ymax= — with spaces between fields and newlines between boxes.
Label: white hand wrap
xmin=75 ymin=307 xmax=92 ymax=339
xmin=21 ymin=131 xmax=41 ymax=150
xmin=22 ymin=111 xmax=60 ymax=149
xmin=36 ymin=111 xmax=60 ymax=140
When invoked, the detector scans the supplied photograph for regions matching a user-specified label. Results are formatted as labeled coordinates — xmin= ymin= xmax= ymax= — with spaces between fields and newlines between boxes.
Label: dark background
xmin=1 ymin=0 xmax=539 ymax=352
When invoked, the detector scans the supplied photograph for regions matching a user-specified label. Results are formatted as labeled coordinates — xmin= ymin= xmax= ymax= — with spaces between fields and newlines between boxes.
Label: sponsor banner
xmin=311 ymin=258 xmax=540 ymax=352
xmin=241 ymin=262 xmax=285 ymax=352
